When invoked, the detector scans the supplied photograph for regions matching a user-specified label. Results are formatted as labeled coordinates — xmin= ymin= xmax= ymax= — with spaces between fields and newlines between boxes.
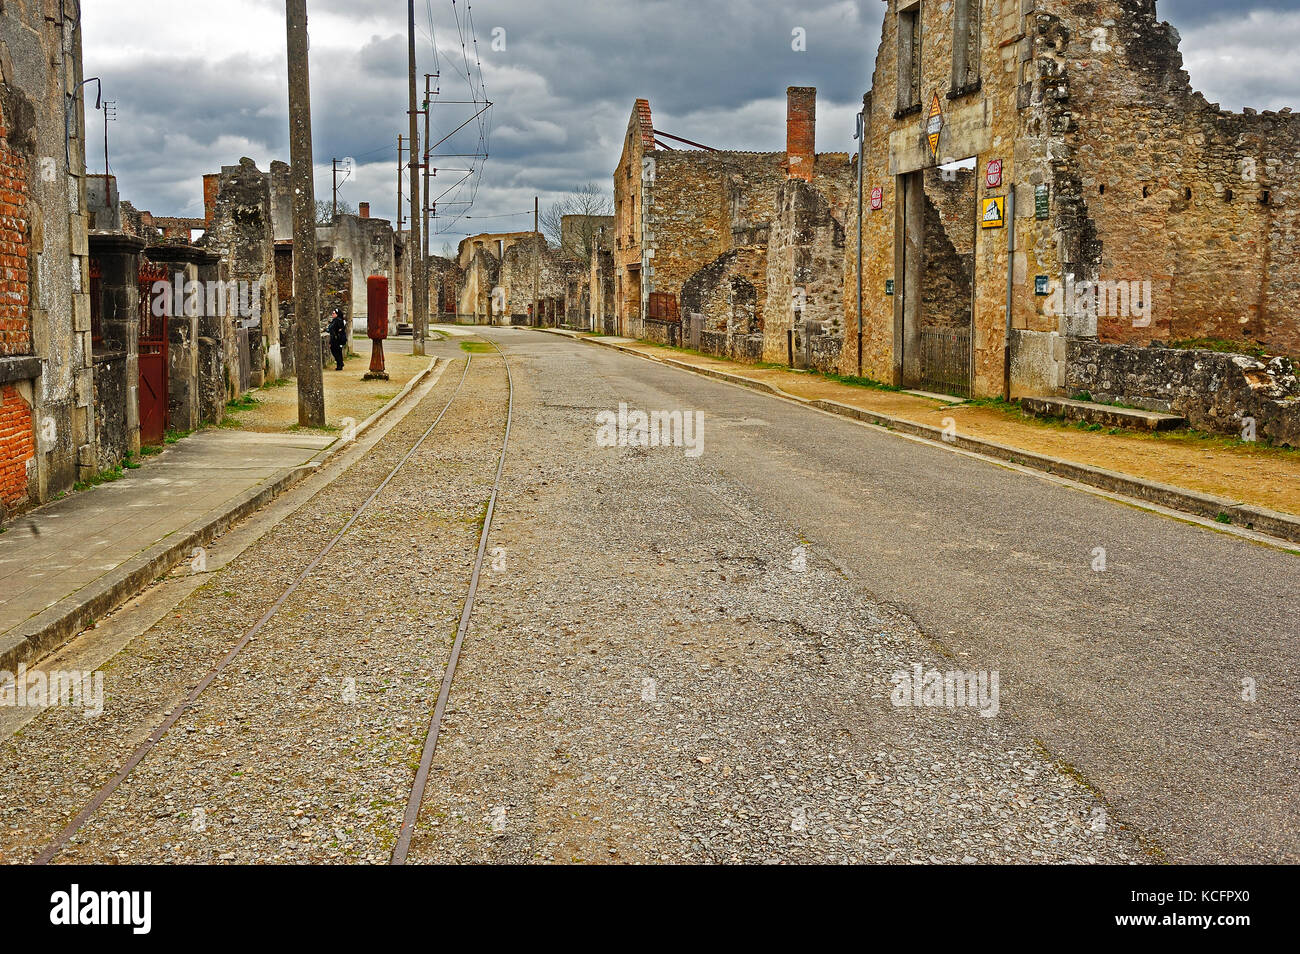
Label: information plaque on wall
xmin=1035 ymin=184 xmax=1050 ymax=219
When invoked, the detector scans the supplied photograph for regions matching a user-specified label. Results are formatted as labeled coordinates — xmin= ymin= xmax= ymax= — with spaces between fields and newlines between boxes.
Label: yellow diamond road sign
xmin=925 ymin=92 xmax=943 ymax=156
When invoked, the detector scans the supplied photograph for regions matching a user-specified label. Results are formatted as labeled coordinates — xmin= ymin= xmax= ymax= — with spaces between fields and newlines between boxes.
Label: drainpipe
xmin=1003 ymin=184 xmax=1016 ymax=401
xmin=855 ymin=108 xmax=865 ymax=378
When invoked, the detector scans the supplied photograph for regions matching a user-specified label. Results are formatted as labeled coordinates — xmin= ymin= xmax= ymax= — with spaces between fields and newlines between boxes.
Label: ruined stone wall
xmin=0 ymin=105 xmax=30 ymax=359
xmin=317 ymin=213 xmax=397 ymax=331
xmin=763 ymin=161 xmax=853 ymax=366
xmin=646 ymin=150 xmax=785 ymax=314
xmin=613 ymin=99 xmax=653 ymax=334
xmin=0 ymin=2 xmax=95 ymax=510
xmin=319 ymin=255 xmax=352 ymax=327
xmin=1068 ymin=340 xmax=1300 ymax=447
xmin=269 ymin=160 xmax=293 ymax=242
xmin=200 ymin=158 xmax=278 ymax=385
xmin=920 ymin=178 xmax=974 ymax=329
xmin=1044 ymin=0 xmax=1300 ymax=357
xmin=500 ymin=234 xmax=570 ymax=318
xmin=457 ymin=244 xmax=499 ymax=321
xmin=427 ymin=255 xmax=461 ymax=318
xmin=589 ymin=248 xmax=615 ymax=333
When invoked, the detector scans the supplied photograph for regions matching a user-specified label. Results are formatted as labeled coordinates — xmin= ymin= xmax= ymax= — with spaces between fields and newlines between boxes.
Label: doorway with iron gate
xmin=137 ymin=260 xmax=169 ymax=445
xmin=897 ymin=158 xmax=976 ymax=398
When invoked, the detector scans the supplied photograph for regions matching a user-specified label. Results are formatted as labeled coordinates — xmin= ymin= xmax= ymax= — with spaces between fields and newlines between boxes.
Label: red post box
xmin=363 ymin=275 xmax=390 ymax=380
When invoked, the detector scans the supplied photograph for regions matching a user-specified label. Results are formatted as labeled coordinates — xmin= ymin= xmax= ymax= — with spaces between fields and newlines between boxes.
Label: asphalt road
xmin=479 ymin=326 xmax=1298 ymax=863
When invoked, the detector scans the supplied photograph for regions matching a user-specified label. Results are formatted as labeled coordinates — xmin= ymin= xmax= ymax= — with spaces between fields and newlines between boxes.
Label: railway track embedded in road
xmin=34 ymin=339 xmax=515 ymax=865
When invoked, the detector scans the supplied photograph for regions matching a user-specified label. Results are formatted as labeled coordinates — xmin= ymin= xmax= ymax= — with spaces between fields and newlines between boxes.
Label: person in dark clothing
xmin=327 ymin=308 xmax=347 ymax=370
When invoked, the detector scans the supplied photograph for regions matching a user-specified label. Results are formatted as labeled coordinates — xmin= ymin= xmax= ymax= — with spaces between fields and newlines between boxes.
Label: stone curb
xmin=0 ymin=357 xmax=441 ymax=673
xmin=540 ymin=328 xmax=1300 ymax=546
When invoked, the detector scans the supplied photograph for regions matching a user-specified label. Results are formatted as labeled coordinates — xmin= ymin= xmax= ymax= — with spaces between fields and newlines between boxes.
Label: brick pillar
xmin=786 ymin=86 xmax=816 ymax=183
xmin=358 ymin=202 xmax=370 ymax=219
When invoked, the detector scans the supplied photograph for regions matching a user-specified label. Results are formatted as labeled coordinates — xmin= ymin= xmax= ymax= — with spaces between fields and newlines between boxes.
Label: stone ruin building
xmin=614 ymin=0 xmax=1300 ymax=444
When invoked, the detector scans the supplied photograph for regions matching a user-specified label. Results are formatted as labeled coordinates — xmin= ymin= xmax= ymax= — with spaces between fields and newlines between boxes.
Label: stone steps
xmin=1019 ymin=396 xmax=1185 ymax=431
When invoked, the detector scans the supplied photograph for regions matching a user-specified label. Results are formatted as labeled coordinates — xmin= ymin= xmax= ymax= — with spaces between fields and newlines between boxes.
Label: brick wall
xmin=0 ymin=383 xmax=33 ymax=510
xmin=0 ymin=117 xmax=30 ymax=357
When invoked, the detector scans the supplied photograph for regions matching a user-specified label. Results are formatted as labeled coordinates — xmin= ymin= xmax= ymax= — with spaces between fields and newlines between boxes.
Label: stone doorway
xmin=897 ymin=158 xmax=976 ymax=398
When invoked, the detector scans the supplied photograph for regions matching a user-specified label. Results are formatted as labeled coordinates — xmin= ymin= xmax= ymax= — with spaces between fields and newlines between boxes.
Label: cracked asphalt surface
xmin=1 ymin=326 xmax=1293 ymax=864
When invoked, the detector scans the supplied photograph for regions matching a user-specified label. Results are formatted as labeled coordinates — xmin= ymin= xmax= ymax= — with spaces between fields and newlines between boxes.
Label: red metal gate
xmin=138 ymin=260 xmax=169 ymax=444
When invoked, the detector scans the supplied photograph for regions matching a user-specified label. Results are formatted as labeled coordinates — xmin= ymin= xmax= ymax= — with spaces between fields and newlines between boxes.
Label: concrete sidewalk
xmin=0 ymin=429 xmax=332 ymax=668
xmin=0 ymin=354 xmax=442 ymax=671
xmin=545 ymin=328 xmax=1300 ymax=543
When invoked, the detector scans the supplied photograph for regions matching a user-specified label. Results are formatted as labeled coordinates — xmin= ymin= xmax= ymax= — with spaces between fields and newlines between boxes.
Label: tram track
xmin=28 ymin=339 xmax=514 ymax=865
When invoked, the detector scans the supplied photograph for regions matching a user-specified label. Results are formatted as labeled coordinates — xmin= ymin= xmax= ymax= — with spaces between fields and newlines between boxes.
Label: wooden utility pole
xmin=286 ymin=0 xmax=324 ymax=426
xmin=407 ymin=0 xmax=426 ymax=355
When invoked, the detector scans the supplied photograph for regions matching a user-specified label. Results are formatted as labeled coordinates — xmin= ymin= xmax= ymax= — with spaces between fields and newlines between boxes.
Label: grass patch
xmin=821 ymin=370 xmax=903 ymax=393
xmin=73 ymin=464 xmax=125 ymax=491
xmin=1169 ymin=337 xmax=1271 ymax=360
xmin=226 ymin=393 xmax=260 ymax=411
xmin=460 ymin=341 xmax=494 ymax=353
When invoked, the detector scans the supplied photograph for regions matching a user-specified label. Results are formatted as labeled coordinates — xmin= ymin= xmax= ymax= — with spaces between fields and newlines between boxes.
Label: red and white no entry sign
xmin=985 ymin=159 xmax=1003 ymax=188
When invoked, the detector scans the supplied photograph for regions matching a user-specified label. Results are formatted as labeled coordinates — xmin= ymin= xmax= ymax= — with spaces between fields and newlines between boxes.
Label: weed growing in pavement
xmin=460 ymin=341 xmax=494 ymax=353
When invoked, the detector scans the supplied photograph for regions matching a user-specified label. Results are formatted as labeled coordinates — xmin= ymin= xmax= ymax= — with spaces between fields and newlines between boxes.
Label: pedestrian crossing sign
xmin=981 ymin=195 xmax=1006 ymax=228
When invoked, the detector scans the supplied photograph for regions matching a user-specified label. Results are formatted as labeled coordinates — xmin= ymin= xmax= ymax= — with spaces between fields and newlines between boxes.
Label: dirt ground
xmin=222 ymin=350 xmax=433 ymax=434
xmin=630 ymin=343 xmax=1300 ymax=517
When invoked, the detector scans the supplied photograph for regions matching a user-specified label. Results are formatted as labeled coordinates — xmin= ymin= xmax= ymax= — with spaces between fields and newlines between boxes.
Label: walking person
xmin=327 ymin=307 xmax=347 ymax=371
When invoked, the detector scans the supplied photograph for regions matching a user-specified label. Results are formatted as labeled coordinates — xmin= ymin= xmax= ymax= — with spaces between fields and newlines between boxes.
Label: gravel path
xmin=1 ymin=332 xmax=1144 ymax=864
xmin=0 ymin=352 xmax=506 ymax=863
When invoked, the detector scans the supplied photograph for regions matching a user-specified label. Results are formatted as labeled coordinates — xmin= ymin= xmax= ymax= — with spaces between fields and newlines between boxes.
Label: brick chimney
xmin=359 ymin=202 xmax=370 ymax=219
xmin=203 ymin=173 xmax=220 ymax=228
xmin=786 ymin=86 xmax=816 ymax=182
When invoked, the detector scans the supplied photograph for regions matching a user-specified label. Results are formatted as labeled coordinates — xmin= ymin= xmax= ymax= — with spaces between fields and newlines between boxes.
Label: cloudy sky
xmin=82 ymin=0 xmax=1300 ymax=247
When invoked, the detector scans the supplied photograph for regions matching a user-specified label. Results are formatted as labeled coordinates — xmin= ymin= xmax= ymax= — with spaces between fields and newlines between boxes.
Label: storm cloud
xmin=82 ymin=0 xmax=1300 ymax=242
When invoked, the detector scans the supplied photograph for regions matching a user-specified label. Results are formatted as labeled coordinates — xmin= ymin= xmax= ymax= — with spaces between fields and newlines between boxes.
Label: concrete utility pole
xmin=332 ymin=157 xmax=342 ymax=219
xmin=397 ymin=135 xmax=404 ymax=230
xmin=286 ymin=0 xmax=325 ymax=426
xmin=533 ymin=195 xmax=540 ymax=326
xmin=407 ymin=0 xmax=427 ymax=355
xmin=423 ymin=73 xmax=435 ymax=271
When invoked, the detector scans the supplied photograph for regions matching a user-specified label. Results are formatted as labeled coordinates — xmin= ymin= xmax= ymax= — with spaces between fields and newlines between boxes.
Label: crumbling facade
xmin=317 ymin=206 xmax=399 ymax=333
xmin=847 ymin=0 xmax=1300 ymax=434
xmin=614 ymin=91 xmax=853 ymax=363
xmin=0 ymin=2 xmax=96 ymax=515
xmin=201 ymin=159 xmax=279 ymax=386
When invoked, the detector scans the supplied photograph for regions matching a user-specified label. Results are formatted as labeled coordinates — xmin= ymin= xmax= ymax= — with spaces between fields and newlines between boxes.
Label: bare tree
xmin=540 ymin=183 xmax=613 ymax=267
xmin=315 ymin=199 xmax=356 ymax=226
